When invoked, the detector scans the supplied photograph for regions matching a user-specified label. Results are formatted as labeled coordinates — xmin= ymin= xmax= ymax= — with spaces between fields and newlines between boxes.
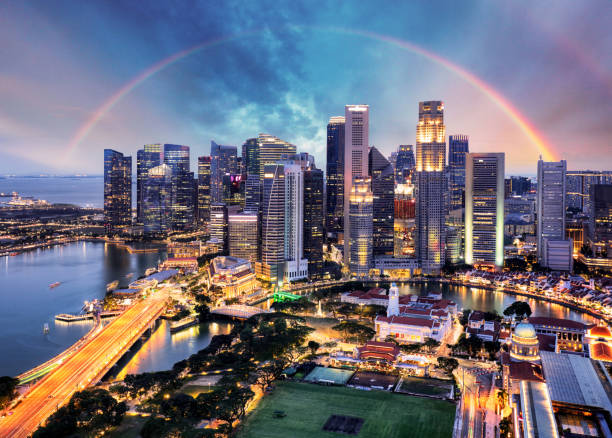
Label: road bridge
xmin=211 ymin=304 xmax=270 ymax=319
xmin=0 ymin=293 xmax=168 ymax=438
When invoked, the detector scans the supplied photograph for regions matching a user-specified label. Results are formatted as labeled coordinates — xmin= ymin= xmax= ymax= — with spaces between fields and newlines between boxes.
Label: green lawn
xmin=106 ymin=414 xmax=147 ymax=438
xmin=237 ymin=381 xmax=456 ymax=438
xmin=398 ymin=376 xmax=454 ymax=398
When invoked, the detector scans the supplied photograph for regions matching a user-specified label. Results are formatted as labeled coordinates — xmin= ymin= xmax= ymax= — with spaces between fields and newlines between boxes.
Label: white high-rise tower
xmin=387 ymin=283 xmax=399 ymax=317
xmin=343 ymin=105 xmax=369 ymax=266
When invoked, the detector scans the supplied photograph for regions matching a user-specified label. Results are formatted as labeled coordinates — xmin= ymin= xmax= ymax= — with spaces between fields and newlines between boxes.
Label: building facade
xmin=349 ymin=177 xmax=373 ymax=277
xmin=465 ymin=152 xmax=505 ymax=268
xmin=164 ymin=144 xmax=194 ymax=230
xmin=256 ymin=133 xmax=296 ymax=178
xmin=537 ymin=160 xmax=567 ymax=262
xmin=136 ymin=144 xmax=162 ymax=224
xmin=344 ymin=105 xmax=370 ymax=265
xmin=210 ymin=203 xmax=228 ymax=253
xmin=369 ymin=146 xmax=395 ymax=256
xmin=448 ymin=134 xmax=469 ymax=211
xmin=303 ymin=166 xmax=325 ymax=279
xmin=415 ymin=101 xmax=446 ymax=274
xmin=394 ymin=144 xmax=415 ymax=184
xmin=143 ymin=163 xmax=173 ymax=235
xmin=261 ymin=164 xmax=285 ymax=284
xmin=326 ymin=116 xmax=345 ymax=239
xmin=197 ymin=156 xmax=212 ymax=223
xmin=283 ymin=163 xmax=308 ymax=282
xmin=228 ymin=211 xmax=259 ymax=264
xmin=103 ymin=149 xmax=132 ymax=234
xmin=210 ymin=141 xmax=238 ymax=203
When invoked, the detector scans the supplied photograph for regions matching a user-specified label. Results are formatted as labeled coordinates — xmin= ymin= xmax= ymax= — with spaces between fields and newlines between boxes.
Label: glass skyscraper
xmin=103 ymin=149 xmax=132 ymax=235
xmin=415 ymin=101 xmax=446 ymax=274
xmin=197 ymin=156 xmax=212 ymax=223
xmin=261 ymin=164 xmax=285 ymax=284
xmin=448 ymin=135 xmax=469 ymax=211
xmin=326 ymin=116 xmax=345 ymax=239
xmin=242 ymin=138 xmax=260 ymax=176
xmin=164 ymin=144 xmax=194 ymax=230
xmin=143 ymin=163 xmax=173 ymax=235
xmin=394 ymin=144 xmax=415 ymax=184
xmin=349 ymin=177 xmax=373 ymax=278
xmin=256 ymin=134 xmax=296 ymax=178
xmin=536 ymin=160 xmax=567 ymax=261
xmin=136 ymin=144 xmax=162 ymax=224
xmin=210 ymin=141 xmax=238 ymax=204
xmin=369 ymin=146 xmax=394 ymax=255
xmin=304 ymin=166 xmax=324 ymax=279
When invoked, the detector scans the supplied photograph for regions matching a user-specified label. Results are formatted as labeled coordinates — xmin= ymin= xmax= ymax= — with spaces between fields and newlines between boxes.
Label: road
xmin=455 ymin=363 xmax=497 ymax=438
xmin=0 ymin=292 xmax=168 ymax=438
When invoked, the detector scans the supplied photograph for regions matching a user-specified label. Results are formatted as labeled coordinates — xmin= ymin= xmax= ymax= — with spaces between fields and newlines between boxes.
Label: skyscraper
xmin=136 ymin=144 xmax=162 ymax=224
xmin=465 ymin=153 xmax=505 ymax=268
xmin=304 ymin=166 xmax=325 ymax=279
xmin=197 ymin=156 xmax=212 ymax=224
xmin=369 ymin=146 xmax=394 ymax=255
xmin=566 ymin=170 xmax=612 ymax=213
xmin=283 ymin=163 xmax=308 ymax=282
xmin=164 ymin=144 xmax=194 ymax=230
xmin=343 ymin=105 xmax=369 ymax=266
xmin=261 ymin=164 xmax=285 ymax=284
xmin=228 ymin=211 xmax=259 ymax=263
xmin=590 ymin=184 xmax=612 ymax=250
xmin=242 ymin=138 xmax=260 ymax=176
xmin=448 ymin=135 xmax=469 ymax=211
xmin=143 ymin=163 xmax=173 ymax=235
xmin=394 ymin=144 xmax=416 ymax=184
xmin=326 ymin=116 xmax=345 ymax=239
xmin=210 ymin=141 xmax=238 ymax=203
xmin=415 ymin=101 xmax=446 ymax=274
xmin=256 ymin=134 xmax=296 ymax=177
xmin=244 ymin=174 xmax=262 ymax=213
xmin=536 ymin=160 xmax=567 ymax=261
xmin=103 ymin=149 xmax=132 ymax=234
xmin=210 ymin=203 xmax=228 ymax=253
xmin=349 ymin=177 xmax=373 ymax=277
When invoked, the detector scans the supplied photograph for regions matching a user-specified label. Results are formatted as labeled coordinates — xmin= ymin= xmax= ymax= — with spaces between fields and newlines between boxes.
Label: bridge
xmin=272 ymin=290 xmax=301 ymax=302
xmin=211 ymin=304 xmax=270 ymax=319
xmin=0 ymin=293 xmax=168 ymax=438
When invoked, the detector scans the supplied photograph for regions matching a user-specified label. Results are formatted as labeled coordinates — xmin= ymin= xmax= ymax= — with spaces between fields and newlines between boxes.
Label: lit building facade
xmin=326 ymin=116 xmax=345 ymax=239
xmin=164 ymin=144 xmax=194 ymax=230
xmin=136 ymin=144 xmax=162 ymax=224
xmin=103 ymin=149 xmax=132 ymax=234
xmin=349 ymin=177 xmax=373 ymax=277
xmin=244 ymin=174 xmax=262 ymax=213
xmin=283 ymin=163 xmax=308 ymax=282
xmin=394 ymin=144 xmax=415 ymax=184
xmin=210 ymin=203 xmax=228 ymax=252
xmin=369 ymin=146 xmax=395 ymax=256
xmin=197 ymin=156 xmax=212 ymax=223
xmin=256 ymin=133 xmax=296 ymax=178
xmin=304 ymin=166 xmax=325 ymax=279
xmin=394 ymin=183 xmax=416 ymax=258
xmin=448 ymin=134 xmax=469 ymax=211
xmin=228 ymin=211 xmax=259 ymax=264
xmin=415 ymin=101 xmax=446 ymax=274
xmin=590 ymin=184 xmax=612 ymax=253
xmin=566 ymin=170 xmax=612 ymax=213
xmin=465 ymin=152 xmax=505 ymax=268
xmin=241 ymin=137 xmax=259 ymax=176
xmin=537 ymin=160 xmax=567 ymax=262
xmin=261 ymin=164 xmax=285 ymax=284
xmin=343 ymin=105 xmax=369 ymax=265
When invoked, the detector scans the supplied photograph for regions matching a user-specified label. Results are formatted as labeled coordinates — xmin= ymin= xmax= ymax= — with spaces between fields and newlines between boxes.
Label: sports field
xmin=397 ymin=376 xmax=454 ymax=399
xmin=303 ymin=366 xmax=354 ymax=385
xmin=237 ymin=381 xmax=456 ymax=438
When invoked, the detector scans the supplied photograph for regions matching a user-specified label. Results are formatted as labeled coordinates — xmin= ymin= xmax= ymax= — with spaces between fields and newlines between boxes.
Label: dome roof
xmin=514 ymin=322 xmax=537 ymax=339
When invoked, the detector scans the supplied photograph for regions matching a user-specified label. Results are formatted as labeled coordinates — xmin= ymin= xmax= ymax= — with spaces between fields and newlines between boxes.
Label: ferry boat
xmin=43 ymin=323 xmax=49 ymax=334
xmin=145 ymin=267 xmax=157 ymax=276
xmin=125 ymin=272 xmax=134 ymax=279
xmin=49 ymin=282 xmax=61 ymax=289
xmin=106 ymin=280 xmax=119 ymax=292
xmin=170 ymin=316 xmax=198 ymax=333
xmin=9 ymin=252 xmax=18 ymax=256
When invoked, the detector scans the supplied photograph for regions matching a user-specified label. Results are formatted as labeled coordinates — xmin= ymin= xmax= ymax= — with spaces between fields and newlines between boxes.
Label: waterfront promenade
xmin=0 ymin=292 xmax=168 ymax=438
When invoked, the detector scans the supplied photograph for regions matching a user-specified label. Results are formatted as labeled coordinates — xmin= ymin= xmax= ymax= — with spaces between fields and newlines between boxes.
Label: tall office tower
xmin=242 ymin=138 xmax=260 ymax=176
xmin=197 ymin=156 xmax=212 ymax=223
xmin=210 ymin=203 xmax=228 ymax=252
xmin=143 ymin=164 xmax=173 ymax=235
xmin=164 ymin=144 xmax=194 ymax=230
xmin=394 ymin=144 xmax=416 ymax=184
xmin=415 ymin=101 xmax=446 ymax=274
xmin=221 ymin=174 xmax=245 ymax=207
xmin=228 ymin=211 xmax=259 ymax=263
xmin=210 ymin=141 xmax=238 ymax=203
xmin=566 ymin=170 xmax=612 ymax=213
xmin=369 ymin=146 xmax=394 ymax=255
xmin=348 ymin=177 xmax=373 ymax=277
xmin=394 ymin=183 xmax=416 ymax=258
xmin=343 ymin=105 xmax=369 ymax=265
xmin=256 ymin=133 xmax=296 ymax=177
xmin=244 ymin=174 xmax=262 ymax=213
xmin=136 ymin=144 xmax=162 ymax=224
xmin=536 ymin=160 xmax=567 ymax=261
xmin=448 ymin=135 xmax=469 ymax=211
xmin=283 ymin=163 xmax=308 ymax=282
xmin=590 ymin=185 xmax=612 ymax=251
xmin=508 ymin=176 xmax=531 ymax=196
xmin=261 ymin=164 xmax=285 ymax=284
xmin=303 ymin=166 xmax=325 ymax=279
xmin=326 ymin=116 xmax=345 ymax=239
xmin=103 ymin=149 xmax=132 ymax=235
xmin=465 ymin=153 xmax=505 ymax=268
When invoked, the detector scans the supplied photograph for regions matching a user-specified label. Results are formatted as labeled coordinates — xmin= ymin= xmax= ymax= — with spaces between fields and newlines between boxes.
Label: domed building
xmin=510 ymin=322 xmax=540 ymax=362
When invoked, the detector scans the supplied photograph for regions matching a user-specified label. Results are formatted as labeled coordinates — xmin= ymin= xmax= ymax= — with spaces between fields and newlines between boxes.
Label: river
xmin=0 ymin=242 xmax=596 ymax=377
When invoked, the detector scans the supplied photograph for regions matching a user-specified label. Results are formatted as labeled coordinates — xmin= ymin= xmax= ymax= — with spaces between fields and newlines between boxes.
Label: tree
xmin=437 ymin=357 xmax=459 ymax=374
xmin=0 ymin=376 xmax=18 ymax=409
xmin=503 ymin=301 xmax=532 ymax=321
xmin=307 ymin=340 xmax=320 ymax=355
xmin=255 ymin=359 xmax=286 ymax=391
xmin=195 ymin=303 xmax=211 ymax=322
xmin=423 ymin=337 xmax=440 ymax=352
xmin=214 ymin=384 xmax=254 ymax=434
xmin=332 ymin=321 xmax=375 ymax=343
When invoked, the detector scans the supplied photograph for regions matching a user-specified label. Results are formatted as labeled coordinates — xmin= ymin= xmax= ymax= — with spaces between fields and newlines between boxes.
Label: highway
xmin=0 ymin=292 xmax=168 ymax=438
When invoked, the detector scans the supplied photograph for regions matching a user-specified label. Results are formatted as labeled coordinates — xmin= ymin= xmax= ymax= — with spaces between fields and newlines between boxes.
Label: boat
xmin=49 ymin=282 xmax=61 ymax=289
xmin=170 ymin=316 xmax=198 ymax=333
xmin=106 ymin=280 xmax=119 ymax=292
xmin=43 ymin=323 xmax=49 ymax=334
xmin=145 ymin=267 xmax=157 ymax=276
xmin=125 ymin=273 xmax=134 ymax=279
xmin=9 ymin=252 xmax=18 ymax=256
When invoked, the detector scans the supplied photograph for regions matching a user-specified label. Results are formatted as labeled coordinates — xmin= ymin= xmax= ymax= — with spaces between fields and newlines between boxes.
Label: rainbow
xmin=66 ymin=26 xmax=557 ymax=161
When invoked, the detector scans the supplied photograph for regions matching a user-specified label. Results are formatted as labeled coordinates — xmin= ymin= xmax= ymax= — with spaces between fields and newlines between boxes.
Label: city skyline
xmin=1 ymin=1 xmax=611 ymax=175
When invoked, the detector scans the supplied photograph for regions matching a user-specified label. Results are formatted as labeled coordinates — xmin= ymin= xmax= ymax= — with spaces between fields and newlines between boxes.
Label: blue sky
xmin=0 ymin=0 xmax=610 ymax=175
